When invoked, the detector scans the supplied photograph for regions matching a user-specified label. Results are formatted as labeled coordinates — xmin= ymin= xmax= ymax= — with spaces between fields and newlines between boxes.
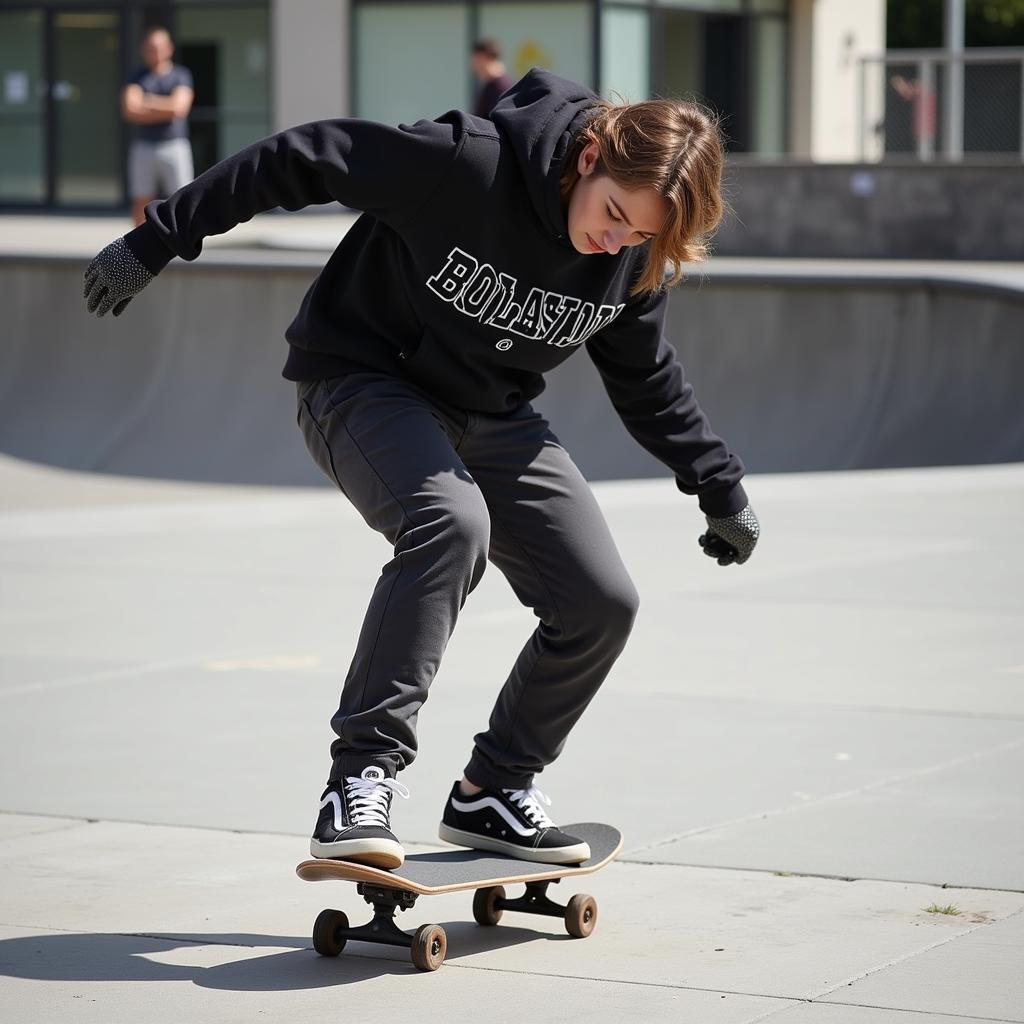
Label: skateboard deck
xmin=296 ymin=823 xmax=621 ymax=971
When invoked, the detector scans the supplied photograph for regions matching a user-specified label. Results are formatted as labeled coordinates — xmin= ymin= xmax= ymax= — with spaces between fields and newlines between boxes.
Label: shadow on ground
xmin=0 ymin=922 xmax=579 ymax=989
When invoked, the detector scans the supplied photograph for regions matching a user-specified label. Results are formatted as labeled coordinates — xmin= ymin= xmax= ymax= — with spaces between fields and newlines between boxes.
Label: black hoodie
xmin=124 ymin=68 xmax=746 ymax=517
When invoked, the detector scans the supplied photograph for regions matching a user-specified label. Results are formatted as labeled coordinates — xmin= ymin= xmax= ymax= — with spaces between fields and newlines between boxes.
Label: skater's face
xmin=566 ymin=143 xmax=668 ymax=257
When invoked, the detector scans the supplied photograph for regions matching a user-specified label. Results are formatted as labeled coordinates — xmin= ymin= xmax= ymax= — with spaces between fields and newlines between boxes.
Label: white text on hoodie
xmin=427 ymin=246 xmax=625 ymax=348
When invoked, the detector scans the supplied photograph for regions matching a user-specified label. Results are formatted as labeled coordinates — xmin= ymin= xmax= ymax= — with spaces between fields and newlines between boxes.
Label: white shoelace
xmin=503 ymin=785 xmax=556 ymax=829
xmin=344 ymin=775 xmax=410 ymax=827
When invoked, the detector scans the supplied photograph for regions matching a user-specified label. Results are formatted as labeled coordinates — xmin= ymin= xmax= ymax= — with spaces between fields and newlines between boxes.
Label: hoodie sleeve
xmin=123 ymin=115 xmax=465 ymax=275
xmin=585 ymin=286 xmax=748 ymax=518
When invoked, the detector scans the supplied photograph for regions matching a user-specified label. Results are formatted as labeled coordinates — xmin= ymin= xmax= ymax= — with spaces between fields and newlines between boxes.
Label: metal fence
xmin=859 ymin=49 xmax=1024 ymax=162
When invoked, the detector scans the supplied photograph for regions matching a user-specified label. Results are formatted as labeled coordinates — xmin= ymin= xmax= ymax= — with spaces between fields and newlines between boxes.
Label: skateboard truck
xmin=347 ymin=883 xmax=419 ymax=949
xmin=313 ymin=883 xmax=448 ymax=972
xmin=312 ymin=876 xmax=597 ymax=972
xmin=492 ymin=878 xmax=566 ymax=918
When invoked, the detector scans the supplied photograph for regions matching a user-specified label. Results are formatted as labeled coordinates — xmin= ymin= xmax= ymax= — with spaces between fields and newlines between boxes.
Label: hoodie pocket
xmin=399 ymin=328 xmax=497 ymax=408
xmin=397 ymin=328 xmax=456 ymax=382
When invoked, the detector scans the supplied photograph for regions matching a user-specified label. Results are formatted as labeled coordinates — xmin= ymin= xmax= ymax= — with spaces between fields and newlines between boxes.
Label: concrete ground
xmin=1 ymin=451 xmax=1022 ymax=1023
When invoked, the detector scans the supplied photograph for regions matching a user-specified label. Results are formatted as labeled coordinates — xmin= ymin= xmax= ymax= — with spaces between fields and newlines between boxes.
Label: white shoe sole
xmin=309 ymin=836 xmax=405 ymax=870
xmin=438 ymin=823 xmax=590 ymax=865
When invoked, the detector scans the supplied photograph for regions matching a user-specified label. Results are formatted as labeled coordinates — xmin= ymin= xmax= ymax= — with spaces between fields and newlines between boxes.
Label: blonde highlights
xmin=561 ymin=99 xmax=725 ymax=296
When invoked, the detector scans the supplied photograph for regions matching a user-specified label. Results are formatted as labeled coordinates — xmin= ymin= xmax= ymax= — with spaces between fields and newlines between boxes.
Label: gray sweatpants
xmin=296 ymin=373 xmax=639 ymax=791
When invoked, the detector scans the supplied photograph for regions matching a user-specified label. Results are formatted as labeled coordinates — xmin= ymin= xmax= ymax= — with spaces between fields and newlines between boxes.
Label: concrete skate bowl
xmin=1 ymin=255 xmax=1022 ymax=485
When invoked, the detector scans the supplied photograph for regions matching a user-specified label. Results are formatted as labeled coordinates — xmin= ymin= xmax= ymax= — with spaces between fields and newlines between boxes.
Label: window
xmin=479 ymin=3 xmax=593 ymax=86
xmin=354 ymin=3 xmax=469 ymax=123
xmin=175 ymin=3 xmax=271 ymax=171
xmin=0 ymin=9 xmax=45 ymax=202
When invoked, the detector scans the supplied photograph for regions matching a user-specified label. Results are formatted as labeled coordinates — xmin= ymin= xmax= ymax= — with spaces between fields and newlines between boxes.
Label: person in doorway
xmin=121 ymin=25 xmax=195 ymax=226
xmin=83 ymin=68 xmax=760 ymax=871
xmin=471 ymin=37 xmax=515 ymax=118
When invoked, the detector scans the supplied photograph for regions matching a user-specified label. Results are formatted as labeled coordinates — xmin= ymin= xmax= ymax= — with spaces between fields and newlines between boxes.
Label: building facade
xmin=0 ymin=0 xmax=883 ymax=209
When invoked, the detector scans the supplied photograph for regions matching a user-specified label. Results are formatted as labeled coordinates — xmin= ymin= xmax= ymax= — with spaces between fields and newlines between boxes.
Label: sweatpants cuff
xmin=464 ymin=749 xmax=535 ymax=792
xmin=329 ymin=754 xmax=400 ymax=782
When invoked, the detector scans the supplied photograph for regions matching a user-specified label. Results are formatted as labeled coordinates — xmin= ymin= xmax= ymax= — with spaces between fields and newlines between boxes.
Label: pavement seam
xmin=798 ymin=909 xmax=1024 ymax=1011
xmin=744 ymin=996 xmax=1020 ymax=1024
xmin=0 ymin=809 xmax=458 ymax=852
xmin=0 ymin=819 xmax=97 ymax=844
xmin=430 ymin=961 xmax=808 ymax=1000
xmin=2 ymin=812 xmax=1021 ymax=896
xmin=624 ymin=736 xmax=1024 ymax=859
xmin=810 ymin=1000 xmax=1022 ymax=1024
xmin=613 ymin=858 xmax=1024 ymax=895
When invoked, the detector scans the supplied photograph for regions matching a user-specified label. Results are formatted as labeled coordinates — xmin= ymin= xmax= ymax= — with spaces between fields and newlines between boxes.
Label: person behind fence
xmin=121 ymin=26 xmax=195 ymax=227
xmin=83 ymin=67 xmax=760 ymax=871
xmin=471 ymin=37 xmax=515 ymax=118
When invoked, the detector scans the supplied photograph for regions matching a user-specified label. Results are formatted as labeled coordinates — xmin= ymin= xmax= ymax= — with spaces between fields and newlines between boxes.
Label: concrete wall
xmin=790 ymin=0 xmax=886 ymax=161
xmin=271 ymin=0 xmax=349 ymax=129
xmin=716 ymin=163 xmax=1024 ymax=259
xmin=2 ymin=257 xmax=1021 ymax=486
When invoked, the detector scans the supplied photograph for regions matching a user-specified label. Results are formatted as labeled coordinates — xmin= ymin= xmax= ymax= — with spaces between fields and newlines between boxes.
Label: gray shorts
xmin=128 ymin=138 xmax=194 ymax=199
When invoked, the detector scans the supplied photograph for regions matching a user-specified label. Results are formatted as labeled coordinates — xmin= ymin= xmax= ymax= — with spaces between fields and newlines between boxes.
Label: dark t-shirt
xmin=127 ymin=64 xmax=193 ymax=143
xmin=473 ymin=74 xmax=514 ymax=118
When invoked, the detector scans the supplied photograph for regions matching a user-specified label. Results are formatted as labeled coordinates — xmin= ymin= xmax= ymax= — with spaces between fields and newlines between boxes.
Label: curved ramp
xmin=1 ymin=259 xmax=322 ymax=486
xmin=1 ymin=256 xmax=1022 ymax=484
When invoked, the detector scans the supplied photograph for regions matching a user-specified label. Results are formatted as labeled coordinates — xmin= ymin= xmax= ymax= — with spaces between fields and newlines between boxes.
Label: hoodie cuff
xmin=694 ymin=481 xmax=749 ymax=519
xmin=123 ymin=221 xmax=176 ymax=276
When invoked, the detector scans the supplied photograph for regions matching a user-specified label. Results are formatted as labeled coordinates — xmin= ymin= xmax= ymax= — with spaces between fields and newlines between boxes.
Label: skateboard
xmin=295 ymin=822 xmax=621 ymax=971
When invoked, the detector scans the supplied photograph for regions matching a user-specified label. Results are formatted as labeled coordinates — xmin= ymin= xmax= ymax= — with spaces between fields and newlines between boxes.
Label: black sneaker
xmin=438 ymin=782 xmax=591 ymax=865
xmin=310 ymin=765 xmax=409 ymax=869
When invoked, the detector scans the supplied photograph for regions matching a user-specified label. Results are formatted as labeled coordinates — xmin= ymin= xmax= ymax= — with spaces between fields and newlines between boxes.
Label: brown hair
xmin=472 ymin=37 xmax=502 ymax=60
xmin=560 ymin=99 xmax=725 ymax=296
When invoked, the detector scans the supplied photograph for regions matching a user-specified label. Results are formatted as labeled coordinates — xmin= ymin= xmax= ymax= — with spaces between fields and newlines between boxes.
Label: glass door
xmin=703 ymin=14 xmax=749 ymax=153
xmin=52 ymin=8 xmax=122 ymax=204
xmin=0 ymin=9 xmax=46 ymax=203
xmin=653 ymin=8 xmax=751 ymax=153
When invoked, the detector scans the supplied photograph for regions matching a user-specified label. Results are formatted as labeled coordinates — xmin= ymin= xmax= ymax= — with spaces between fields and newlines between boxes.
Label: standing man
xmin=470 ymin=38 xmax=514 ymax=119
xmin=121 ymin=26 xmax=194 ymax=226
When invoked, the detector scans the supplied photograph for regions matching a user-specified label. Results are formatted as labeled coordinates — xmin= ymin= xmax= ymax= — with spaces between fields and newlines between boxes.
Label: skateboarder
xmin=84 ymin=68 xmax=759 ymax=870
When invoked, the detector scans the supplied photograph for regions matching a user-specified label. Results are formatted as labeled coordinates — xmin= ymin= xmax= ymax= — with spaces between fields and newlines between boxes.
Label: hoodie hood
xmin=489 ymin=67 xmax=599 ymax=240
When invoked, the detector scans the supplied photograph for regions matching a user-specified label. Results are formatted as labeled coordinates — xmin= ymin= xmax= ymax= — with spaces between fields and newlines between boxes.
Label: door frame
xmin=649 ymin=4 xmax=752 ymax=154
xmin=46 ymin=3 xmax=128 ymax=210
xmin=0 ymin=3 xmax=128 ymax=211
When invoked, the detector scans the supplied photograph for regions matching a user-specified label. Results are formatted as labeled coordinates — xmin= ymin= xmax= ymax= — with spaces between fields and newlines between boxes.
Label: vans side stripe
xmin=320 ymin=791 xmax=345 ymax=833
xmin=451 ymin=795 xmax=537 ymax=837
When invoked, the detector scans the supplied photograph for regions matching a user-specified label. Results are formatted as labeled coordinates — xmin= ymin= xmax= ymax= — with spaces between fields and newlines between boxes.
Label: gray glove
xmin=699 ymin=503 xmax=760 ymax=566
xmin=83 ymin=237 xmax=153 ymax=317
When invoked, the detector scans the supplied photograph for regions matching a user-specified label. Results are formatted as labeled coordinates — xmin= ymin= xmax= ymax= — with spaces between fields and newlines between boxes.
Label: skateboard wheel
xmin=565 ymin=894 xmax=598 ymax=938
xmin=472 ymin=885 xmax=505 ymax=926
xmin=312 ymin=908 xmax=349 ymax=957
xmin=411 ymin=923 xmax=447 ymax=971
